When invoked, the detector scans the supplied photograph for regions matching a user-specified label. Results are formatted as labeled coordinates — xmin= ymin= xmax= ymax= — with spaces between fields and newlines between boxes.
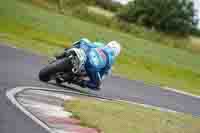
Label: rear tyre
xmin=39 ymin=58 xmax=72 ymax=82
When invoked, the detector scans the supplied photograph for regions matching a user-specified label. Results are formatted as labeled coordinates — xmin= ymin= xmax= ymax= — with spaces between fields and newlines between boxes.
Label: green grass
xmin=64 ymin=98 xmax=200 ymax=133
xmin=1 ymin=0 xmax=200 ymax=95
xmin=18 ymin=0 xmax=196 ymax=51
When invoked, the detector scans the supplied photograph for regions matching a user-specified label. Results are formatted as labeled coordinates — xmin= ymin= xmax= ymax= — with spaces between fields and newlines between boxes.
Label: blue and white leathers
xmin=72 ymin=38 xmax=115 ymax=89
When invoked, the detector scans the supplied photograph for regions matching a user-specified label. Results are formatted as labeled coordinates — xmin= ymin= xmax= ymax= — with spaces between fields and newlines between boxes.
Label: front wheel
xmin=39 ymin=58 xmax=72 ymax=82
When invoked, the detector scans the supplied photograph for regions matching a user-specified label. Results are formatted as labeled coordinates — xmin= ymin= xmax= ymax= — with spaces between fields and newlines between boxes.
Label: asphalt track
xmin=1 ymin=43 xmax=200 ymax=133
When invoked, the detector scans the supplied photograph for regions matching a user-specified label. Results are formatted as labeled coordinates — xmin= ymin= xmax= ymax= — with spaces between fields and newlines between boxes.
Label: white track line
xmin=22 ymin=89 xmax=73 ymax=100
xmin=7 ymin=86 xmax=182 ymax=115
xmin=117 ymin=99 xmax=178 ymax=114
xmin=163 ymin=86 xmax=200 ymax=99
xmin=6 ymin=87 xmax=56 ymax=133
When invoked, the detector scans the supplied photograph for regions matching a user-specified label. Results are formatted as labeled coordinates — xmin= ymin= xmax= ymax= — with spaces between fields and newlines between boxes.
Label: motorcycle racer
xmin=56 ymin=38 xmax=121 ymax=90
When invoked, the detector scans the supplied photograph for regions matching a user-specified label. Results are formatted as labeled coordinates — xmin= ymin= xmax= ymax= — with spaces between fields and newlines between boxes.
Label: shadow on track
xmin=46 ymin=81 xmax=99 ymax=96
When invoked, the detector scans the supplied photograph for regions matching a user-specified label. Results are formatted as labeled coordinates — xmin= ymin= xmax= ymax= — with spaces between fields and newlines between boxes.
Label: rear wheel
xmin=39 ymin=58 xmax=72 ymax=82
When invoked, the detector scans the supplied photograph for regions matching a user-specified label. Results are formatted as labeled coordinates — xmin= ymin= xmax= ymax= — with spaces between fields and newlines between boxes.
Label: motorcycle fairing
xmin=67 ymin=48 xmax=86 ymax=73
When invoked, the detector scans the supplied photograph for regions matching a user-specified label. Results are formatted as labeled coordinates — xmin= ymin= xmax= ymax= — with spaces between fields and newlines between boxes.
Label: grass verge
xmin=1 ymin=0 xmax=200 ymax=95
xmin=64 ymin=98 xmax=200 ymax=133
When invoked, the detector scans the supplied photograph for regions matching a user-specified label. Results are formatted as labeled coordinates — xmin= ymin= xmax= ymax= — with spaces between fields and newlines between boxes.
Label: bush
xmin=94 ymin=0 xmax=122 ymax=12
xmin=191 ymin=28 xmax=200 ymax=37
xmin=63 ymin=0 xmax=95 ymax=7
xmin=117 ymin=0 xmax=198 ymax=35
xmin=71 ymin=5 xmax=115 ymax=28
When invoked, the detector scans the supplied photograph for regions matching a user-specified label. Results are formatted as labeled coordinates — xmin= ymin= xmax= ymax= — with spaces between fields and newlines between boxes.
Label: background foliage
xmin=117 ymin=0 xmax=198 ymax=35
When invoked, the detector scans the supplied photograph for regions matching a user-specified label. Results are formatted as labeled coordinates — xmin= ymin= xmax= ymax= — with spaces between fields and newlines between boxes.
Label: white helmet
xmin=106 ymin=41 xmax=121 ymax=57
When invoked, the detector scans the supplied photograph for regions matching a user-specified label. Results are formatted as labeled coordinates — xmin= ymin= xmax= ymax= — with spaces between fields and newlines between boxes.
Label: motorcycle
xmin=39 ymin=48 xmax=87 ymax=86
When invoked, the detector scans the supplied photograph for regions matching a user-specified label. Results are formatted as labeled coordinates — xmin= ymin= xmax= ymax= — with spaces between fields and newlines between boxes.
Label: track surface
xmin=1 ymin=44 xmax=200 ymax=133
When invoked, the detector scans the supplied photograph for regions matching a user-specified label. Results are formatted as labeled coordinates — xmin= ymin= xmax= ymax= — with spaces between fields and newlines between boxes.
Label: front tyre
xmin=39 ymin=58 xmax=72 ymax=82
xmin=39 ymin=65 xmax=53 ymax=82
